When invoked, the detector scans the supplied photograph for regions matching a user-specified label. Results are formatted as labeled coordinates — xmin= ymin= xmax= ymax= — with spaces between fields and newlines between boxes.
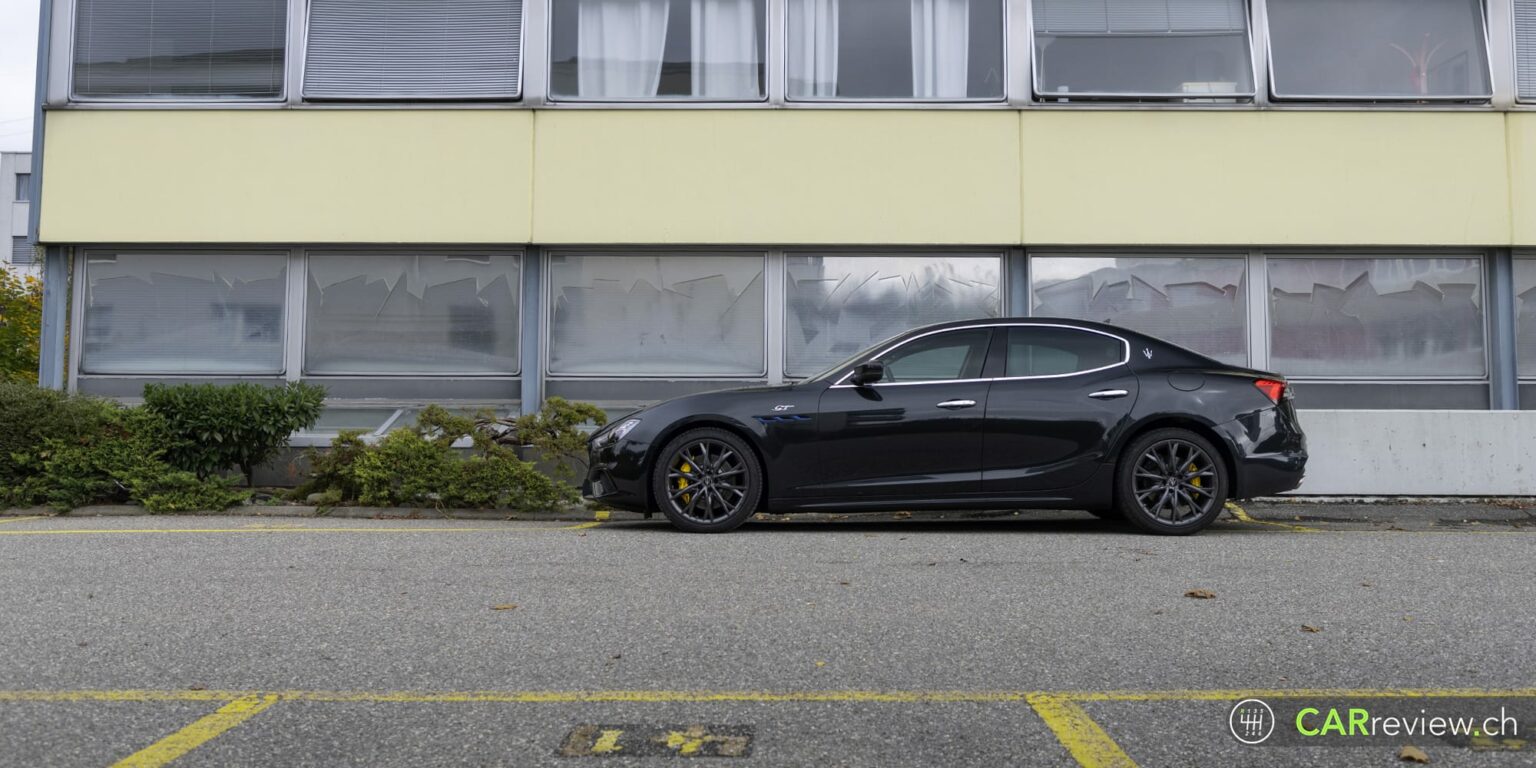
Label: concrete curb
xmin=0 ymin=504 xmax=647 ymax=522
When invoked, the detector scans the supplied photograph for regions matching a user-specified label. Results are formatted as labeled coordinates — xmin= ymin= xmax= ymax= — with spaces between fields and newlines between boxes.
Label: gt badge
xmin=772 ymin=404 xmax=795 ymax=411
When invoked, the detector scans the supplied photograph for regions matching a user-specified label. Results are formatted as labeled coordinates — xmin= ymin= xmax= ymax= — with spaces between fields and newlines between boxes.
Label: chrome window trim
xmin=1263 ymin=0 xmax=1497 ymax=103
xmin=1027 ymin=0 xmax=1259 ymax=103
xmin=828 ymin=321 xmax=1130 ymax=388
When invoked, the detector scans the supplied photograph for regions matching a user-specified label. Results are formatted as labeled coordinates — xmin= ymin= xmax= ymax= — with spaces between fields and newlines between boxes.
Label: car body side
xmin=583 ymin=320 xmax=1306 ymax=516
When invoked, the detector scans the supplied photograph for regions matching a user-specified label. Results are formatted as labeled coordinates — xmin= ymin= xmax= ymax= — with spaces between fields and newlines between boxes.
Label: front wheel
xmin=651 ymin=428 xmax=763 ymax=533
xmin=1114 ymin=429 xmax=1228 ymax=535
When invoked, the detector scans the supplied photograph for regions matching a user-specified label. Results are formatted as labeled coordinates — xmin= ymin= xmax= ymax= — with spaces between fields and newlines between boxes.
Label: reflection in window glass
xmin=305 ymin=252 xmax=521 ymax=374
xmin=1031 ymin=255 xmax=1247 ymax=365
xmin=73 ymin=0 xmax=287 ymax=99
xmin=1033 ymin=0 xmax=1253 ymax=100
xmin=1268 ymin=257 xmax=1486 ymax=378
xmin=549 ymin=254 xmax=766 ymax=375
xmin=1005 ymin=326 xmax=1124 ymax=377
xmin=879 ymin=329 xmax=989 ymax=382
xmin=550 ymin=0 xmax=766 ymax=100
xmin=787 ymin=0 xmax=1005 ymax=100
xmin=785 ymin=255 xmax=1001 ymax=377
xmin=82 ymin=253 xmax=286 ymax=374
xmin=1266 ymin=0 xmax=1491 ymax=100
xmin=1515 ymin=258 xmax=1536 ymax=377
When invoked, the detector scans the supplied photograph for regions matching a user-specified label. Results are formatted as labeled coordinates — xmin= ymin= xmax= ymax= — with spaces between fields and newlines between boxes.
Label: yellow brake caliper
xmin=1188 ymin=463 xmax=1202 ymax=488
xmin=677 ymin=462 xmax=692 ymax=505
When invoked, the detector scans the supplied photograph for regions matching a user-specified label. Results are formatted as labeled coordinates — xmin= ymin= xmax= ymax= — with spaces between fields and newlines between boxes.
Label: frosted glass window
xmin=1031 ymin=255 xmax=1247 ymax=365
xmin=549 ymin=254 xmax=766 ymax=375
xmin=1515 ymin=258 xmax=1536 ymax=378
xmin=73 ymin=0 xmax=287 ymax=99
xmin=1033 ymin=0 xmax=1253 ymax=100
xmin=785 ymin=254 xmax=1001 ymax=377
xmin=1266 ymin=0 xmax=1492 ymax=101
xmin=305 ymin=252 xmax=521 ymax=374
xmin=1268 ymin=257 xmax=1486 ymax=378
xmin=786 ymin=0 xmax=1005 ymax=100
xmin=549 ymin=0 xmax=766 ymax=100
xmin=81 ymin=253 xmax=286 ymax=374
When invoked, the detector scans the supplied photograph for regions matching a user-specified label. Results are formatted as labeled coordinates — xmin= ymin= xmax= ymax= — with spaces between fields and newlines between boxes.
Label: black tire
xmin=1114 ymin=428 xmax=1228 ymax=535
xmin=651 ymin=428 xmax=763 ymax=533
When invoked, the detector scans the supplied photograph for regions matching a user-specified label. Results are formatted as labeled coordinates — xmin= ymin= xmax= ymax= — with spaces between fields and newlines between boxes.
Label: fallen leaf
xmin=893 ymin=511 xmax=912 ymax=519
xmin=1361 ymin=582 xmax=1374 ymax=587
xmin=815 ymin=660 xmax=826 ymax=667
xmin=1398 ymin=745 xmax=1430 ymax=763
xmin=188 ymin=685 xmax=206 ymax=691
xmin=610 ymin=653 xmax=622 ymax=660
xmin=491 ymin=604 xmax=518 ymax=611
xmin=927 ymin=562 xmax=938 ymax=567
xmin=1184 ymin=589 xmax=1217 ymax=599
xmin=838 ymin=581 xmax=850 ymax=586
xmin=1301 ymin=625 xmax=1322 ymax=633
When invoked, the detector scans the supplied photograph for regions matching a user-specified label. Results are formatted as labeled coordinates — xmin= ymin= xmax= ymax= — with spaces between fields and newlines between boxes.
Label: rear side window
xmin=877 ymin=329 xmax=991 ymax=383
xmin=1005 ymin=327 xmax=1124 ymax=377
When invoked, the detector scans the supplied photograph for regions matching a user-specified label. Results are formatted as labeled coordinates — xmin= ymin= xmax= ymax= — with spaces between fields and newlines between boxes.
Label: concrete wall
xmin=1293 ymin=410 xmax=1536 ymax=496
xmin=37 ymin=110 xmax=1534 ymax=247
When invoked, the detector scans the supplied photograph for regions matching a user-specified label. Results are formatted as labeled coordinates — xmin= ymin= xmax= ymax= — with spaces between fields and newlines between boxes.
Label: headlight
xmin=592 ymin=418 xmax=642 ymax=449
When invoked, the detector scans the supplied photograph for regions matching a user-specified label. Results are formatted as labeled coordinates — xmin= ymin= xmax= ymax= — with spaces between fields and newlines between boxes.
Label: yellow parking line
xmin=0 ymin=516 xmax=49 ymax=525
xmin=1224 ymin=502 xmax=1321 ymax=532
xmin=1028 ymin=694 xmax=1138 ymax=768
xmin=563 ymin=521 xmax=604 ymax=530
xmin=110 ymin=694 xmax=277 ymax=768
xmin=0 ymin=526 xmax=567 ymax=537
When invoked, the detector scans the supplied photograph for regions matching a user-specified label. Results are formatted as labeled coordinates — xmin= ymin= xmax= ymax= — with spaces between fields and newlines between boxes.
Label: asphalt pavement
xmin=0 ymin=504 xmax=1532 ymax=767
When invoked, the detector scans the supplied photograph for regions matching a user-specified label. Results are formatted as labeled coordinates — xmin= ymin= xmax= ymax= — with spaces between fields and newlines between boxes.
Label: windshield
xmin=800 ymin=331 xmax=910 ymax=383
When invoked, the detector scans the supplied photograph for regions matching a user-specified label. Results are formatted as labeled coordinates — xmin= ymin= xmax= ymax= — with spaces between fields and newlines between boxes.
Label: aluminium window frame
xmin=1512 ymin=250 xmax=1536 ymax=380
xmin=1025 ymin=0 xmax=1259 ymax=103
xmin=1263 ymin=0 xmax=1498 ymax=103
xmin=541 ymin=247 xmax=773 ymax=380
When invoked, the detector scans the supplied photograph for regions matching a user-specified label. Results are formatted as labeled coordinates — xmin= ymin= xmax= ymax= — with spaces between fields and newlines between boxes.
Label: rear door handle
xmin=1088 ymin=389 xmax=1129 ymax=400
xmin=936 ymin=399 xmax=977 ymax=410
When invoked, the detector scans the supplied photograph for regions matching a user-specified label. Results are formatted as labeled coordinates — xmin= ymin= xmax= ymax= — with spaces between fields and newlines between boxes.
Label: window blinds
xmin=1034 ymin=0 xmax=1247 ymax=33
xmin=73 ymin=0 xmax=287 ymax=98
xmin=1518 ymin=0 xmax=1536 ymax=100
xmin=304 ymin=0 xmax=524 ymax=99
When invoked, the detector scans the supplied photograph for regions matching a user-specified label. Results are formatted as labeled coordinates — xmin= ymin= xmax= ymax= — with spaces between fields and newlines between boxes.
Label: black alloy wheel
xmin=652 ymin=428 xmax=763 ymax=533
xmin=1114 ymin=428 xmax=1228 ymax=535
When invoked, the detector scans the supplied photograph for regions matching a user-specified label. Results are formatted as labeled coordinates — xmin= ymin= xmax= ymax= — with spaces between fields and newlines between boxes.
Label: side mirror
xmin=850 ymin=361 xmax=885 ymax=386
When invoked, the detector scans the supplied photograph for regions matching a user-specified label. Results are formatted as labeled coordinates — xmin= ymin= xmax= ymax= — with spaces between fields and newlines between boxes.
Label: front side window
xmin=548 ymin=253 xmax=766 ymax=376
xmin=1031 ymin=254 xmax=1248 ymax=365
xmin=1268 ymin=256 xmax=1486 ymax=377
xmin=787 ymin=0 xmax=1005 ymax=100
xmin=1266 ymin=0 xmax=1492 ymax=101
xmin=81 ymin=252 xmax=287 ymax=374
xmin=874 ymin=328 xmax=990 ymax=382
xmin=1004 ymin=326 xmax=1124 ymax=377
xmin=785 ymin=254 xmax=1001 ymax=377
xmin=72 ymin=0 xmax=287 ymax=99
xmin=305 ymin=252 xmax=522 ymax=375
xmin=1033 ymin=0 xmax=1253 ymax=100
xmin=550 ymin=0 xmax=766 ymax=100
xmin=305 ymin=0 xmax=524 ymax=100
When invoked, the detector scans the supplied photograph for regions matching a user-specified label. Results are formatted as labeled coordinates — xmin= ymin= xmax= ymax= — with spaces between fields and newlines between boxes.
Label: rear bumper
xmin=1216 ymin=404 xmax=1308 ymax=498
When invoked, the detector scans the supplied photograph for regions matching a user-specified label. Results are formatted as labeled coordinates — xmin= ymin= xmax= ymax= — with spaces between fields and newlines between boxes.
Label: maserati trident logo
xmin=772 ymin=405 xmax=795 ymax=412
xmin=1229 ymin=698 xmax=1275 ymax=745
xmin=1143 ymin=348 xmax=1154 ymax=360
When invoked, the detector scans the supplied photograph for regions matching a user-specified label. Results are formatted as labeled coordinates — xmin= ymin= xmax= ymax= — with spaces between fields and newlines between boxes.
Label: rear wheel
xmin=1114 ymin=429 xmax=1227 ymax=535
xmin=651 ymin=428 xmax=763 ymax=533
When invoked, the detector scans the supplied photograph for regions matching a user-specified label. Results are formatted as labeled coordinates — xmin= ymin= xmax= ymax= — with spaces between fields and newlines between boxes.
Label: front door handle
xmin=936 ymin=399 xmax=977 ymax=409
xmin=1088 ymin=389 xmax=1129 ymax=400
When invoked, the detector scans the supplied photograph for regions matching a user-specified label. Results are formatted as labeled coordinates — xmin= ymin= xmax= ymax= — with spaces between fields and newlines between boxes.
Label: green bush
xmin=297 ymin=404 xmax=578 ymax=512
xmin=0 ymin=382 xmax=121 ymax=490
xmin=475 ymin=397 xmax=608 ymax=482
xmin=144 ymin=381 xmax=326 ymax=485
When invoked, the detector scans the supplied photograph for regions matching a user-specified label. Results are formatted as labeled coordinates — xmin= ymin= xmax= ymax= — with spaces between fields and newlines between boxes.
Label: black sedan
xmin=584 ymin=318 xmax=1306 ymax=535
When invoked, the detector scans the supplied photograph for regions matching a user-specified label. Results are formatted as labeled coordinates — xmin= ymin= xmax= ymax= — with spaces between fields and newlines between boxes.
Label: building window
xmin=72 ymin=0 xmax=287 ymax=100
xmin=80 ymin=252 xmax=287 ymax=374
xmin=1515 ymin=257 xmax=1536 ymax=378
xmin=1032 ymin=0 xmax=1252 ymax=101
xmin=1267 ymin=256 xmax=1486 ymax=378
xmin=1265 ymin=0 xmax=1492 ymax=101
xmin=14 ymin=173 xmax=29 ymax=202
xmin=786 ymin=0 xmax=1005 ymax=100
xmin=304 ymin=252 xmax=521 ymax=375
xmin=785 ymin=254 xmax=1000 ymax=377
xmin=304 ymin=0 xmax=523 ymax=100
xmin=548 ymin=253 xmax=766 ymax=376
xmin=549 ymin=0 xmax=766 ymax=100
xmin=1517 ymin=0 xmax=1536 ymax=102
xmin=11 ymin=237 xmax=33 ymax=266
xmin=1031 ymin=254 xmax=1247 ymax=365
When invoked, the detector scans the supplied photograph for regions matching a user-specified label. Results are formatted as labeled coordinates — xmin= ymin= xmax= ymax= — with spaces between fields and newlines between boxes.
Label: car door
xmin=811 ymin=327 xmax=994 ymax=499
xmin=982 ymin=325 xmax=1139 ymax=494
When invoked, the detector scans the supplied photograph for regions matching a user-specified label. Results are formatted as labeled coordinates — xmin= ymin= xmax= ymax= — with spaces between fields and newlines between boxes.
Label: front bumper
xmin=582 ymin=438 xmax=653 ymax=513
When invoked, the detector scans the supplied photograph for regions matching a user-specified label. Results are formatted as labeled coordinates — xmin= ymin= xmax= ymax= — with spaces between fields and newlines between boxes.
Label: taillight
xmin=1254 ymin=378 xmax=1286 ymax=404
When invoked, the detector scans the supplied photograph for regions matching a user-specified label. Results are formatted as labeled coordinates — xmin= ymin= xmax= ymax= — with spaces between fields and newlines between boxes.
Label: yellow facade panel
xmin=530 ymin=110 xmax=1022 ymax=245
xmin=40 ymin=110 xmax=534 ymax=243
xmin=1506 ymin=113 xmax=1536 ymax=247
xmin=1020 ymin=111 xmax=1510 ymax=246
